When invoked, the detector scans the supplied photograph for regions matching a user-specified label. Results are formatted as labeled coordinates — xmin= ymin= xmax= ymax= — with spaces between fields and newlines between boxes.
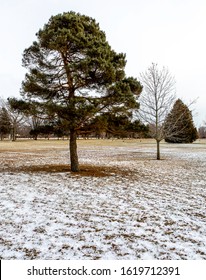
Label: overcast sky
xmin=1 ymin=0 xmax=205 ymax=125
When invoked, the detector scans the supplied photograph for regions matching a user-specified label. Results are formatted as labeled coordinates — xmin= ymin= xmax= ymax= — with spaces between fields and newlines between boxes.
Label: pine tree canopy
xmin=164 ymin=99 xmax=198 ymax=143
xmin=21 ymin=11 xmax=142 ymax=129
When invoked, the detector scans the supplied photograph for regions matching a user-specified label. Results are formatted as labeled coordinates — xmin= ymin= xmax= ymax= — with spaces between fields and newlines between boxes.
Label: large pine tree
xmin=21 ymin=12 xmax=142 ymax=171
xmin=164 ymin=99 xmax=198 ymax=143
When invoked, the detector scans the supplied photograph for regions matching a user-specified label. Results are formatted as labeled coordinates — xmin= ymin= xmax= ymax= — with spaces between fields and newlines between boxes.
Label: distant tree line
xmin=0 ymin=97 xmax=150 ymax=140
xmin=0 ymin=95 xmax=201 ymax=143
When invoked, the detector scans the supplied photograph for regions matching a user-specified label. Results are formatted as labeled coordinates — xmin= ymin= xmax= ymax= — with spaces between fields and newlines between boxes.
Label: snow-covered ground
xmin=0 ymin=139 xmax=205 ymax=259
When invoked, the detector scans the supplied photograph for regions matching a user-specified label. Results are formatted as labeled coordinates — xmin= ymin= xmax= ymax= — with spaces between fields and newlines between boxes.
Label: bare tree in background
xmin=0 ymin=98 xmax=26 ymax=141
xmin=138 ymin=63 xmax=176 ymax=159
xmin=198 ymin=121 xmax=206 ymax=138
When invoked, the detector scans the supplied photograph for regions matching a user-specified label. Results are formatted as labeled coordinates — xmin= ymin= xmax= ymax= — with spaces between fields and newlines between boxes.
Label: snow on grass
xmin=0 ymin=139 xmax=205 ymax=259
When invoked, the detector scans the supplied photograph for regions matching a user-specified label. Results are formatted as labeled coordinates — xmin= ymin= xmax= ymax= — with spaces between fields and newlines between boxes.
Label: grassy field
xmin=0 ymin=139 xmax=206 ymax=259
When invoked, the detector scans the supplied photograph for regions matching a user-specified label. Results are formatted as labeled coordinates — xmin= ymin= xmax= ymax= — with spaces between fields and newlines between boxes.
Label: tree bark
xmin=69 ymin=128 xmax=79 ymax=172
xmin=156 ymin=139 xmax=161 ymax=160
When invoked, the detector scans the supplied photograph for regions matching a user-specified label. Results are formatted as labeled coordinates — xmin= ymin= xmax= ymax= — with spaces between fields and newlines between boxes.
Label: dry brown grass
xmin=0 ymin=139 xmax=133 ymax=177
xmin=1 ymin=138 xmax=205 ymax=178
xmin=0 ymin=139 xmax=147 ymax=177
xmin=7 ymin=163 xmax=130 ymax=177
xmin=1 ymin=138 xmax=205 ymax=150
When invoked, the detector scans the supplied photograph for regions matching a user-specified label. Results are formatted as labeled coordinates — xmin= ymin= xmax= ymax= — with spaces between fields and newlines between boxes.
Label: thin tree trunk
xmin=11 ymin=126 xmax=16 ymax=141
xmin=156 ymin=139 xmax=161 ymax=160
xmin=69 ymin=128 xmax=79 ymax=172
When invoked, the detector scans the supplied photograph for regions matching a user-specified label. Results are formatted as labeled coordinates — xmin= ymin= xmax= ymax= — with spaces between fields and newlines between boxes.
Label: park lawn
xmin=0 ymin=139 xmax=205 ymax=259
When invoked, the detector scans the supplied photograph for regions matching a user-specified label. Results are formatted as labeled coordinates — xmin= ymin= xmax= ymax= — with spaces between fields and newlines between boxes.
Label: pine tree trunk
xmin=69 ymin=128 xmax=79 ymax=172
xmin=156 ymin=139 xmax=161 ymax=160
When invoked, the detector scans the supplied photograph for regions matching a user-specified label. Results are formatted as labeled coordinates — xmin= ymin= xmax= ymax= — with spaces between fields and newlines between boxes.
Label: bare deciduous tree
xmin=198 ymin=123 xmax=206 ymax=138
xmin=0 ymin=97 xmax=26 ymax=141
xmin=138 ymin=63 xmax=176 ymax=159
